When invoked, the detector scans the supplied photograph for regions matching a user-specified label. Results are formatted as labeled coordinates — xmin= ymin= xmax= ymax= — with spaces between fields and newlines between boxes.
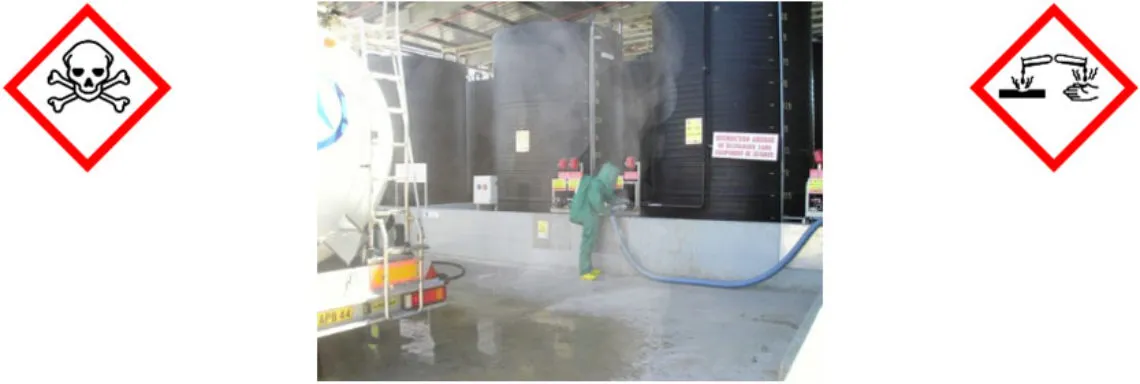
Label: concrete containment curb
xmin=779 ymin=292 xmax=822 ymax=380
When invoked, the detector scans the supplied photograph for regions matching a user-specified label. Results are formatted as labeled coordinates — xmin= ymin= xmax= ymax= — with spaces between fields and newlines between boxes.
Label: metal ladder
xmin=355 ymin=0 xmax=426 ymax=321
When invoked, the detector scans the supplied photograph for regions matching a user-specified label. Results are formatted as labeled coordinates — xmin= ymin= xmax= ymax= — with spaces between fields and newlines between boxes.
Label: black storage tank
xmin=466 ymin=79 xmax=496 ymax=179
xmin=622 ymin=55 xmax=660 ymax=163
xmin=491 ymin=21 xmax=624 ymax=212
xmin=640 ymin=2 xmax=784 ymax=222
xmin=368 ymin=54 xmax=469 ymax=205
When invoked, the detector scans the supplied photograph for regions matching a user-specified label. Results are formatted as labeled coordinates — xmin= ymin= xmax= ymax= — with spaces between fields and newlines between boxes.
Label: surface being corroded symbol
xmin=46 ymin=40 xmax=131 ymax=113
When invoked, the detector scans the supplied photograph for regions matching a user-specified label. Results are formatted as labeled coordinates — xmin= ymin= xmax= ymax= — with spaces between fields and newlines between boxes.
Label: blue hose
xmin=607 ymin=214 xmax=823 ymax=288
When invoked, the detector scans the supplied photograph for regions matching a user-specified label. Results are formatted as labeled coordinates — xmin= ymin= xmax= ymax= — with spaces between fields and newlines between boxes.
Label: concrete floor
xmin=317 ymin=260 xmax=821 ymax=381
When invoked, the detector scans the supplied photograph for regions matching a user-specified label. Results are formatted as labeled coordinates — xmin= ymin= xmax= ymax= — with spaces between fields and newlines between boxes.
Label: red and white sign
xmin=971 ymin=5 xmax=1135 ymax=171
xmin=3 ymin=5 xmax=170 ymax=171
xmin=711 ymin=132 xmax=779 ymax=161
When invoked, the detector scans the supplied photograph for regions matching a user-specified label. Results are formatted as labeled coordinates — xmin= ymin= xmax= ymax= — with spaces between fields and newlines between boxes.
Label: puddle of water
xmin=318 ymin=298 xmax=645 ymax=381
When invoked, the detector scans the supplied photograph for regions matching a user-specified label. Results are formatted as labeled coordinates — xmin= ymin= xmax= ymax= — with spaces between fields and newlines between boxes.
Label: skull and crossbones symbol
xmin=46 ymin=40 xmax=131 ymax=114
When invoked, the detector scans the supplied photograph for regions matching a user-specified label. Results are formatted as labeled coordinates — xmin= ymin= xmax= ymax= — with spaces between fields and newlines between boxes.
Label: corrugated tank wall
xmin=641 ymin=2 xmax=784 ymax=222
xmin=491 ymin=21 xmax=623 ymax=212
xmin=466 ymin=79 xmax=496 ymax=178
xmin=368 ymin=54 xmax=469 ymax=205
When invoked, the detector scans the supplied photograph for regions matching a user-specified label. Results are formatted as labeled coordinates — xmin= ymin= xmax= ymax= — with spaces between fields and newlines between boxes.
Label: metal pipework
xmin=635 ymin=161 xmax=641 ymax=211
xmin=1054 ymin=54 xmax=1088 ymax=67
xmin=588 ymin=20 xmax=598 ymax=175
xmin=777 ymin=2 xmax=786 ymax=221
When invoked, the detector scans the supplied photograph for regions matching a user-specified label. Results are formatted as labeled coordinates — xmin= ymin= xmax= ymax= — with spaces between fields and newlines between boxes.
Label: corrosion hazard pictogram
xmin=3 ymin=4 xmax=170 ymax=172
xmin=971 ymin=5 xmax=1135 ymax=171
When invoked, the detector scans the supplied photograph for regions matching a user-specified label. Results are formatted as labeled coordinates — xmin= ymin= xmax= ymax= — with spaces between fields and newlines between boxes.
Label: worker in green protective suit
xmin=569 ymin=162 xmax=625 ymax=281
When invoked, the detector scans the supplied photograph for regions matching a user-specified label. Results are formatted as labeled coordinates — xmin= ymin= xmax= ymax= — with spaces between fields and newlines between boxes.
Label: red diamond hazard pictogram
xmin=971 ymin=4 xmax=1136 ymax=172
xmin=3 ymin=4 xmax=170 ymax=172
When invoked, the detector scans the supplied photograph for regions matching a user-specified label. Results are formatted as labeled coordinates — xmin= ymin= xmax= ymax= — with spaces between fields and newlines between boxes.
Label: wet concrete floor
xmin=318 ymin=260 xmax=821 ymax=381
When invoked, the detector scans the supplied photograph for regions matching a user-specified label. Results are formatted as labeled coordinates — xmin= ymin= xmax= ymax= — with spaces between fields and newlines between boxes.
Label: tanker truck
xmin=316 ymin=32 xmax=448 ymax=340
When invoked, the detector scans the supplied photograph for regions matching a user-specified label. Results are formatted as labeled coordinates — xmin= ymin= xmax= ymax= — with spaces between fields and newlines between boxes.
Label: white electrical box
xmin=394 ymin=163 xmax=428 ymax=183
xmin=473 ymin=175 xmax=498 ymax=205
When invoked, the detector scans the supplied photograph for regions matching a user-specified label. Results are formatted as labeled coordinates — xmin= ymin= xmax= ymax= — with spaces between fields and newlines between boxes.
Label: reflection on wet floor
xmin=317 ymin=261 xmax=821 ymax=381
xmin=319 ymin=299 xmax=643 ymax=381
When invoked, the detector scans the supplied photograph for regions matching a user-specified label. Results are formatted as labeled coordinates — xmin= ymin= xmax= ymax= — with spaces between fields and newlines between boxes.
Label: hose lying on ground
xmin=607 ymin=213 xmax=823 ymax=289
xmin=432 ymin=260 xmax=467 ymax=284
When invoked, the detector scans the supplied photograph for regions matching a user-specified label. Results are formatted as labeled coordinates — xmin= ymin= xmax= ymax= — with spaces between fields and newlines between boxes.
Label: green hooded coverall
xmin=569 ymin=162 xmax=623 ymax=278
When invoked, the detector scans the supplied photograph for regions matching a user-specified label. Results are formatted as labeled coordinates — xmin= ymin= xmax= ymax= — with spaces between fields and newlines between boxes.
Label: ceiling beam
xmin=519 ymin=2 xmax=560 ymax=19
xmin=399 ymin=40 xmax=441 ymax=53
xmin=403 ymin=31 xmax=456 ymax=47
xmin=340 ymin=2 xmax=373 ymax=18
xmin=463 ymin=5 xmax=517 ymax=25
xmin=587 ymin=2 xmax=611 ymax=13
xmin=430 ymin=17 xmax=494 ymax=40
xmin=562 ymin=2 xmax=623 ymax=22
xmin=359 ymin=5 xmax=389 ymax=22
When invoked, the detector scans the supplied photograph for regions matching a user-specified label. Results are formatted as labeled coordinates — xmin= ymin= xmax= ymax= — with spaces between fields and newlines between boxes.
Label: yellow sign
xmin=516 ymin=130 xmax=530 ymax=153
xmin=569 ymin=178 xmax=580 ymax=191
xmin=685 ymin=117 xmax=703 ymax=145
xmin=537 ymin=220 xmax=549 ymax=240
xmin=807 ymin=178 xmax=823 ymax=194
xmin=616 ymin=176 xmax=624 ymax=189
xmin=318 ymin=306 xmax=355 ymax=327
xmin=368 ymin=297 xmax=400 ymax=313
xmin=552 ymin=178 xmax=567 ymax=191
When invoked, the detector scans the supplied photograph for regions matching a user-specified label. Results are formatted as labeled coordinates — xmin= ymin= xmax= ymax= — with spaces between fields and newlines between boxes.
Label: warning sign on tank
xmin=515 ymin=130 xmax=530 ymax=153
xmin=684 ymin=118 xmax=703 ymax=145
xmin=711 ymin=132 xmax=779 ymax=161
xmin=536 ymin=220 xmax=549 ymax=240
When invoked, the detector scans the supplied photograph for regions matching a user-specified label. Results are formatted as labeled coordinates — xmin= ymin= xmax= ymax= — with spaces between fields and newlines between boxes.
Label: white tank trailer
xmin=316 ymin=33 xmax=394 ymax=265
xmin=315 ymin=31 xmax=450 ymax=344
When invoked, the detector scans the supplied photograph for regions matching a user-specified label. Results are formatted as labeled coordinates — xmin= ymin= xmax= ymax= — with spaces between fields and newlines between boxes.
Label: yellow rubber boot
xmin=580 ymin=268 xmax=602 ymax=281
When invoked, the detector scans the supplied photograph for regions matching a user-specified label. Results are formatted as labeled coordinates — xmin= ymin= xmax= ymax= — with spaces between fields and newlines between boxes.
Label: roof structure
xmin=320 ymin=1 xmax=822 ymax=70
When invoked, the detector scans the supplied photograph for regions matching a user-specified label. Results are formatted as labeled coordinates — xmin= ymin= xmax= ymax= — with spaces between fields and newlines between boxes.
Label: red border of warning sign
xmin=3 ymin=4 xmax=171 ymax=172
xmin=970 ymin=4 xmax=1136 ymax=172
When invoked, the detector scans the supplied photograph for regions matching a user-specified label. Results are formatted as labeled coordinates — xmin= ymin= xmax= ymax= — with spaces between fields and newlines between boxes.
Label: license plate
xmin=318 ymin=306 xmax=355 ymax=327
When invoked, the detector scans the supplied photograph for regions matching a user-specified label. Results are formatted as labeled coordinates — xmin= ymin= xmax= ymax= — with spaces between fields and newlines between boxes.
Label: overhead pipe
xmin=411 ymin=2 xmax=499 ymax=33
